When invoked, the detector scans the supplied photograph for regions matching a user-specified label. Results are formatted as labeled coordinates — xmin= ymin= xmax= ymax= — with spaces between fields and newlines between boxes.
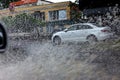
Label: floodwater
xmin=0 ymin=39 xmax=120 ymax=80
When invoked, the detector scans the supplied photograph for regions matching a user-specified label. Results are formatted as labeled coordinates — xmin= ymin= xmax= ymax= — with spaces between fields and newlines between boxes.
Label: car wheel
xmin=87 ymin=35 xmax=97 ymax=43
xmin=0 ymin=23 xmax=7 ymax=53
xmin=53 ymin=36 xmax=61 ymax=45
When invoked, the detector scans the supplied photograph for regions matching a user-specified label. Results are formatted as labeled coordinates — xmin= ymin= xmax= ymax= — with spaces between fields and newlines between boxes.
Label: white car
xmin=52 ymin=23 xmax=114 ymax=45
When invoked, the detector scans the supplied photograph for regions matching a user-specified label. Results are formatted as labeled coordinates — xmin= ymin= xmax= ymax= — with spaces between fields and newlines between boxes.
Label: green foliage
xmin=2 ymin=13 xmax=44 ymax=33
xmin=69 ymin=2 xmax=82 ymax=22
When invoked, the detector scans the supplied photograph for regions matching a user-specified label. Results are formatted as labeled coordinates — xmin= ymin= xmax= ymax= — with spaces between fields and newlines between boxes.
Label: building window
xmin=59 ymin=10 xmax=67 ymax=20
xmin=49 ymin=10 xmax=59 ymax=21
xmin=49 ymin=10 xmax=67 ymax=21
xmin=33 ymin=11 xmax=45 ymax=21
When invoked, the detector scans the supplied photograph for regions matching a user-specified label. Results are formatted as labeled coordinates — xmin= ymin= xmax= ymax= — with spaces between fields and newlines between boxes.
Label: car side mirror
xmin=64 ymin=29 xmax=68 ymax=32
xmin=0 ymin=22 xmax=7 ymax=53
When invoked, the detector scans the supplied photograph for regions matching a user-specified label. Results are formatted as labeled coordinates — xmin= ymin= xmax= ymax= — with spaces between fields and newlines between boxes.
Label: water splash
xmin=0 ymin=40 xmax=119 ymax=80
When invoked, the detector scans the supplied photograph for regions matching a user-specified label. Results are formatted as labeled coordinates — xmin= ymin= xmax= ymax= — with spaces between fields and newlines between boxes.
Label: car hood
xmin=53 ymin=31 xmax=65 ymax=35
xmin=52 ymin=31 xmax=65 ymax=38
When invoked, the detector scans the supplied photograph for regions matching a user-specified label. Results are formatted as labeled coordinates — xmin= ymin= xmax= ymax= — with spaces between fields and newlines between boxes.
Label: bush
xmin=2 ymin=13 xmax=45 ymax=40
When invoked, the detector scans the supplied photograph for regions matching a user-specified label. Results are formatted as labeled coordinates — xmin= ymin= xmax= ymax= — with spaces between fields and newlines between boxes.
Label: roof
xmin=10 ymin=0 xmax=38 ymax=6
xmin=44 ymin=0 xmax=53 ymax=3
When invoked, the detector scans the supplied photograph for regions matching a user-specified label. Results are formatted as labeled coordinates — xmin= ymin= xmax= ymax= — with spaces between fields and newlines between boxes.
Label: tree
xmin=69 ymin=1 xmax=82 ymax=22
xmin=0 ymin=0 xmax=19 ymax=8
xmin=2 ymin=13 xmax=45 ymax=40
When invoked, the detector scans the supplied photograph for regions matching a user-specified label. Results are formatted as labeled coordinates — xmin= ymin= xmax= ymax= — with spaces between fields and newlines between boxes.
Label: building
xmin=0 ymin=1 xmax=79 ymax=33
xmin=10 ymin=0 xmax=53 ymax=8
xmin=37 ymin=0 xmax=53 ymax=5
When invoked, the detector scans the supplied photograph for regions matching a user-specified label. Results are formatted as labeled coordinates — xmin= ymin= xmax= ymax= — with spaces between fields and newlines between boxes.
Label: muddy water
xmin=0 ymin=40 xmax=119 ymax=80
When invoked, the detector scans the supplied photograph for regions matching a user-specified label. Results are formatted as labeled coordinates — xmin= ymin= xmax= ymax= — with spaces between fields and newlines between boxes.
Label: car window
xmin=80 ymin=25 xmax=93 ymax=29
xmin=68 ymin=25 xmax=78 ymax=31
xmin=76 ymin=25 xmax=82 ymax=30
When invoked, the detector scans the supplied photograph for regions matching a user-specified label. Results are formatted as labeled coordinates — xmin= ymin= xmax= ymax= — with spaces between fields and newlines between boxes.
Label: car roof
xmin=70 ymin=23 xmax=99 ymax=29
xmin=71 ymin=23 xmax=96 ymax=26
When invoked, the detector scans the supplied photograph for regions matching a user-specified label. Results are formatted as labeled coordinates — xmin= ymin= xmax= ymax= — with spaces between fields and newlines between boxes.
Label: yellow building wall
xmin=0 ymin=1 xmax=71 ymax=21
xmin=0 ymin=1 xmax=74 ymax=33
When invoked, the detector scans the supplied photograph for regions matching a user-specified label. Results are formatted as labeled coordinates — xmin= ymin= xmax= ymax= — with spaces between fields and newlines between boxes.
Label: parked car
xmin=0 ymin=22 xmax=7 ymax=52
xmin=52 ymin=23 xmax=114 ymax=45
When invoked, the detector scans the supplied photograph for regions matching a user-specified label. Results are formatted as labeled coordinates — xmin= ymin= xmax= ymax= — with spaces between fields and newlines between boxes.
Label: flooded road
xmin=0 ymin=39 xmax=120 ymax=80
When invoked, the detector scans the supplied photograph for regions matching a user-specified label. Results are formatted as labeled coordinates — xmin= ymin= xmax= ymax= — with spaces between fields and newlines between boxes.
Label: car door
xmin=62 ymin=25 xmax=78 ymax=42
xmin=77 ymin=25 xmax=93 ymax=41
xmin=74 ymin=24 xmax=86 ymax=41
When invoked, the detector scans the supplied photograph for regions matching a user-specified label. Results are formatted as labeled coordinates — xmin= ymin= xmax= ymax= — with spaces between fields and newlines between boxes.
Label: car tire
xmin=87 ymin=35 xmax=97 ymax=43
xmin=53 ymin=36 xmax=61 ymax=45
xmin=0 ymin=22 xmax=7 ymax=53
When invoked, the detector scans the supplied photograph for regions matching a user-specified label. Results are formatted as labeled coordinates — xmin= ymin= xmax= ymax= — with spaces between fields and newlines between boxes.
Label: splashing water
xmin=0 ymin=39 xmax=119 ymax=80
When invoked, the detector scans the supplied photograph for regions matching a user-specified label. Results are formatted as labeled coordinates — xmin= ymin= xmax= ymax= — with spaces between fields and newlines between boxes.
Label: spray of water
xmin=0 ymin=39 xmax=119 ymax=80
xmin=0 ymin=41 xmax=93 ymax=80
